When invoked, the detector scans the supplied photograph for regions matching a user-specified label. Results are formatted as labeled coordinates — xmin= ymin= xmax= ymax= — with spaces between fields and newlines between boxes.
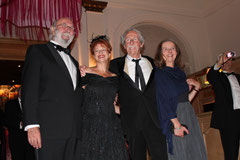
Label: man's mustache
xmin=127 ymin=45 xmax=138 ymax=49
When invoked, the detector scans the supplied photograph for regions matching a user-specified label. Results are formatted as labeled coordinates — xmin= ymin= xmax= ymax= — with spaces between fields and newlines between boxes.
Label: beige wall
xmin=78 ymin=0 xmax=239 ymax=74
xmin=205 ymin=0 xmax=240 ymax=66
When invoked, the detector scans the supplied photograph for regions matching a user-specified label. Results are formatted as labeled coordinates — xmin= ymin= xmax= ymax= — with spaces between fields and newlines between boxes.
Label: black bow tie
xmin=52 ymin=43 xmax=71 ymax=55
xmin=224 ymin=72 xmax=234 ymax=76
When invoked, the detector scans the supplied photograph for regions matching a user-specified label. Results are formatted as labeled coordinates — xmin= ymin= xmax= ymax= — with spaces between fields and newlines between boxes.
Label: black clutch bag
xmin=170 ymin=123 xmax=188 ymax=135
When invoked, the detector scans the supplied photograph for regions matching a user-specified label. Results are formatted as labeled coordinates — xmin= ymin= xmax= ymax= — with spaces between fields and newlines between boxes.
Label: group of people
xmin=20 ymin=17 xmax=207 ymax=160
xmin=18 ymin=16 xmax=239 ymax=160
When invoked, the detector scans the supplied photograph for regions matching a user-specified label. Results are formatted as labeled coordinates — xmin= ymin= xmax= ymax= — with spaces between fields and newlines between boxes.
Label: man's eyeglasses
xmin=125 ymin=37 xmax=139 ymax=43
xmin=56 ymin=23 xmax=75 ymax=32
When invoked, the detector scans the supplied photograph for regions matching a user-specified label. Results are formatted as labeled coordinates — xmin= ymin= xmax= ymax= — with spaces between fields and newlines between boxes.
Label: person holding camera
xmin=207 ymin=51 xmax=240 ymax=160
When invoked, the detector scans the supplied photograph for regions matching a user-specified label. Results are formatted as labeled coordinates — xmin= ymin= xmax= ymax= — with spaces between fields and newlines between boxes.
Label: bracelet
xmin=174 ymin=126 xmax=181 ymax=130
xmin=193 ymin=88 xmax=199 ymax=92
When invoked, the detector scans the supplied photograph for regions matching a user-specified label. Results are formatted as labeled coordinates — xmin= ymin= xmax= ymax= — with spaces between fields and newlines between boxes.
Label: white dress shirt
xmin=124 ymin=55 xmax=153 ymax=90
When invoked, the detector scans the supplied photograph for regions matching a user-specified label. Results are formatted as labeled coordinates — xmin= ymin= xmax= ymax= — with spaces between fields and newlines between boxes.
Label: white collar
xmin=126 ymin=54 xmax=142 ymax=61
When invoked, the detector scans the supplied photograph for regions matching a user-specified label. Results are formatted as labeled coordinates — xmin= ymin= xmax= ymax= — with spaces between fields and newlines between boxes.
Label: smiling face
xmin=51 ymin=18 xmax=75 ymax=48
xmin=93 ymin=43 xmax=111 ymax=63
xmin=161 ymin=41 xmax=177 ymax=67
xmin=124 ymin=31 xmax=144 ymax=58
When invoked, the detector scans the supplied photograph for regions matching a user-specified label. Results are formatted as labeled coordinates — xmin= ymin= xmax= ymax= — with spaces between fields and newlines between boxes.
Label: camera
xmin=226 ymin=51 xmax=236 ymax=58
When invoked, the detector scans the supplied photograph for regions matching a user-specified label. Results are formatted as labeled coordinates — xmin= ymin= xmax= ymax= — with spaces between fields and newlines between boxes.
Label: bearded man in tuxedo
xmin=21 ymin=17 xmax=83 ymax=160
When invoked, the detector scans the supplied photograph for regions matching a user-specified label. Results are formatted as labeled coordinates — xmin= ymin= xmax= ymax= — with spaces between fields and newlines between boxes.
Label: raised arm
xmin=187 ymin=78 xmax=200 ymax=102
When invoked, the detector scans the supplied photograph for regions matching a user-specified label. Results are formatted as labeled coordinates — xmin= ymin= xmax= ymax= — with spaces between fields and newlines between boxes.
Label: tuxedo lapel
xmin=221 ymin=72 xmax=230 ymax=83
xmin=122 ymin=72 xmax=139 ymax=90
xmin=115 ymin=56 xmax=125 ymax=76
xmin=220 ymin=72 xmax=233 ymax=92
xmin=236 ymin=74 xmax=240 ymax=85
xmin=46 ymin=42 xmax=74 ymax=90
xmin=144 ymin=67 xmax=154 ymax=92
xmin=142 ymin=56 xmax=155 ymax=92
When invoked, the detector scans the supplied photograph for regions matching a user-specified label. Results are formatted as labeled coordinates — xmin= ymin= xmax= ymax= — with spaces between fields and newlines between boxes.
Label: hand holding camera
xmin=226 ymin=51 xmax=236 ymax=58
xmin=217 ymin=51 xmax=236 ymax=67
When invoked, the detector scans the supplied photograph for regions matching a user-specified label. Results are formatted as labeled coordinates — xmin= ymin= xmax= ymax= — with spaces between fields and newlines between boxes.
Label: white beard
xmin=54 ymin=30 xmax=74 ymax=48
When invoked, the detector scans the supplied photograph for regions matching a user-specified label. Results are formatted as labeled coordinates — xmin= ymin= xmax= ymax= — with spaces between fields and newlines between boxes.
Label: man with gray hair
xmin=21 ymin=17 xmax=83 ymax=160
xmin=109 ymin=28 xmax=168 ymax=160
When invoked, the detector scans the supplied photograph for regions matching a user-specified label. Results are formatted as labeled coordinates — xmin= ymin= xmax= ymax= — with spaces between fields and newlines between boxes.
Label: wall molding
xmin=108 ymin=0 xmax=234 ymax=18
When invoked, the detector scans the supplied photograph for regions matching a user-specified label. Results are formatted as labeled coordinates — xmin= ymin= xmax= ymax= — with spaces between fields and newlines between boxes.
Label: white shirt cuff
xmin=24 ymin=124 xmax=40 ymax=131
xmin=213 ymin=64 xmax=221 ymax=71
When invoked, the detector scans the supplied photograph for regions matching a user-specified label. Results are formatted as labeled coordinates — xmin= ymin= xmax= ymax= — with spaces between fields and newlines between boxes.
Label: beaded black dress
xmin=79 ymin=73 xmax=128 ymax=160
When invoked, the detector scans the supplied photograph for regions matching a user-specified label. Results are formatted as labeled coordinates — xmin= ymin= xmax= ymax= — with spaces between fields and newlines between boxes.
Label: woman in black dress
xmin=79 ymin=35 xmax=128 ymax=160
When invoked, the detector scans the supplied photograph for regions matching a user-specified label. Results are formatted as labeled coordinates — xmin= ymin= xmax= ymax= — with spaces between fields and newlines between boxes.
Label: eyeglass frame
xmin=56 ymin=23 xmax=75 ymax=32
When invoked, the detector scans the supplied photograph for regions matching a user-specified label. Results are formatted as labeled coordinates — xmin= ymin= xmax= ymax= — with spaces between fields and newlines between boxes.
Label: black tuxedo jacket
xmin=5 ymin=98 xmax=35 ymax=160
xmin=21 ymin=42 xmax=83 ymax=139
xmin=109 ymin=55 xmax=160 ymax=135
xmin=5 ymin=98 xmax=22 ymax=132
xmin=207 ymin=66 xmax=240 ymax=129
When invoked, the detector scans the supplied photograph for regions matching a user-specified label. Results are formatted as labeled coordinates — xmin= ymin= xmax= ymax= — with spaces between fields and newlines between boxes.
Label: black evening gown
xmin=79 ymin=73 xmax=128 ymax=160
